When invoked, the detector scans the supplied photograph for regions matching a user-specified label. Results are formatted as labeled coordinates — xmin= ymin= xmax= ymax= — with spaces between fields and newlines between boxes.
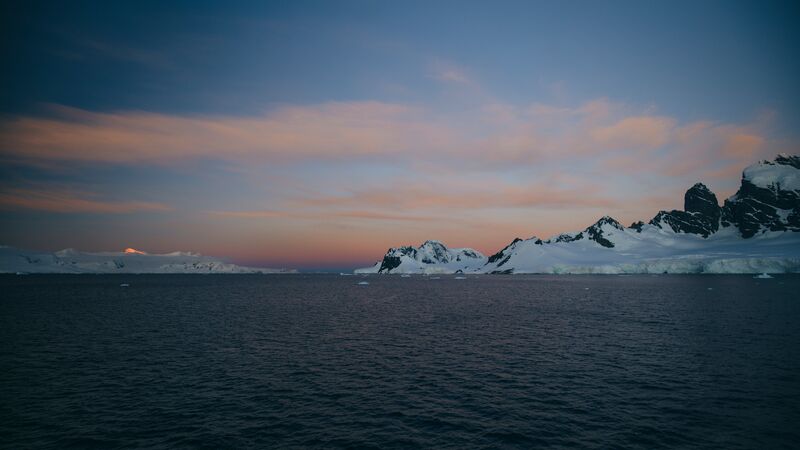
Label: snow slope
xmin=0 ymin=247 xmax=295 ymax=274
xmin=743 ymin=154 xmax=800 ymax=191
xmin=481 ymin=222 xmax=800 ymax=274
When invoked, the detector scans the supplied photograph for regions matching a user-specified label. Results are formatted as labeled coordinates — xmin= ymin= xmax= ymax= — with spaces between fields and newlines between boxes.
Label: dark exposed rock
xmin=419 ymin=240 xmax=450 ymax=264
xmin=457 ymin=249 xmax=481 ymax=260
xmin=399 ymin=246 xmax=417 ymax=257
xmin=593 ymin=216 xmax=624 ymax=230
xmin=496 ymin=254 xmax=513 ymax=267
xmin=721 ymin=156 xmax=800 ymax=237
xmin=375 ymin=240 xmax=485 ymax=273
xmin=587 ymin=232 xmax=613 ymax=247
xmin=684 ymin=183 xmax=721 ymax=230
xmin=649 ymin=183 xmax=721 ymax=238
xmin=552 ymin=232 xmax=583 ymax=243
xmin=546 ymin=216 xmax=621 ymax=247
xmin=650 ymin=210 xmax=717 ymax=237
xmin=583 ymin=216 xmax=623 ymax=248
xmin=379 ymin=256 xmax=402 ymax=272
xmin=629 ymin=221 xmax=645 ymax=232
xmin=485 ymin=237 xmax=542 ymax=268
xmin=487 ymin=238 xmax=522 ymax=263
xmin=378 ymin=246 xmax=416 ymax=272
xmin=775 ymin=153 xmax=800 ymax=169
xmin=721 ymin=185 xmax=798 ymax=237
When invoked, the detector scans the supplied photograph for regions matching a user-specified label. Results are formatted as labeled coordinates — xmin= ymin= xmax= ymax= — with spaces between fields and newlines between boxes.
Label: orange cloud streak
xmin=591 ymin=116 xmax=675 ymax=150
xmin=0 ymin=188 xmax=171 ymax=213
xmin=293 ymin=184 xmax=618 ymax=210
xmin=0 ymin=99 xmax=786 ymax=176
xmin=0 ymin=102 xmax=455 ymax=164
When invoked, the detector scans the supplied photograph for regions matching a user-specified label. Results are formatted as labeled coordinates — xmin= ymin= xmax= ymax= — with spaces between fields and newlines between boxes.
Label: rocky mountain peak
xmin=593 ymin=216 xmax=624 ymax=230
xmin=584 ymin=216 xmax=623 ymax=248
xmin=773 ymin=153 xmax=800 ymax=169
xmin=486 ymin=238 xmax=522 ymax=265
xmin=684 ymin=182 xmax=720 ymax=223
xmin=417 ymin=240 xmax=450 ymax=264
xmin=647 ymin=183 xmax=722 ymax=238
xmin=722 ymin=154 xmax=800 ymax=237
xmin=629 ymin=221 xmax=645 ymax=232
xmin=373 ymin=240 xmax=488 ymax=273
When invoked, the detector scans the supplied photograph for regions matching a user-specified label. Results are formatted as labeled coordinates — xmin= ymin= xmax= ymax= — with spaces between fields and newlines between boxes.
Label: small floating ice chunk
xmin=454 ymin=276 xmax=466 ymax=280
xmin=357 ymin=281 xmax=369 ymax=285
xmin=120 ymin=283 xmax=130 ymax=287
xmin=753 ymin=273 xmax=774 ymax=279
xmin=400 ymin=274 xmax=411 ymax=278
xmin=707 ymin=287 xmax=713 ymax=290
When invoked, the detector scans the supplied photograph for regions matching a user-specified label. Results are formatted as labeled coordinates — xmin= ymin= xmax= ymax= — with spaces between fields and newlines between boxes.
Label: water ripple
xmin=1 ymin=274 xmax=799 ymax=449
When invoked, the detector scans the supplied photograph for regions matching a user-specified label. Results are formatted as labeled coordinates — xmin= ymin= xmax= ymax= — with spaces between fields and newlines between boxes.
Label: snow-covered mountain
xmin=481 ymin=217 xmax=800 ymax=274
xmin=356 ymin=155 xmax=800 ymax=274
xmin=355 ymin=240 xmax=486 ymax=274
xmin=721 ymin=154 xmax=800 ymax=237
xmin=0 ymin=247 xmax=295 ymax=274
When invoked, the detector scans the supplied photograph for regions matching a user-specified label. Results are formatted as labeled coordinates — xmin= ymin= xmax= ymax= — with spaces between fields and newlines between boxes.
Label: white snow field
xmin=479 ymin=224 xmax=800 ymax=274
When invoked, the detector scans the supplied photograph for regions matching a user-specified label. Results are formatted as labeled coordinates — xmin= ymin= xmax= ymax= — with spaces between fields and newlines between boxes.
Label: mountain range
xmin=356 ymin=155 xmax=800 ymax=274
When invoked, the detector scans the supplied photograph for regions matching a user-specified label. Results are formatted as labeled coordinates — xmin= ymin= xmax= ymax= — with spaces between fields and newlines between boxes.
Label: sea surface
xmin=1 ymin=274 xmax=799 ymax=449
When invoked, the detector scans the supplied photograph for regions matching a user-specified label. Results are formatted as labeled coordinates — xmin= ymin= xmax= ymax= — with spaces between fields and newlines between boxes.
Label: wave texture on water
xmin=1 ymin=274 xmax=799 ymax=448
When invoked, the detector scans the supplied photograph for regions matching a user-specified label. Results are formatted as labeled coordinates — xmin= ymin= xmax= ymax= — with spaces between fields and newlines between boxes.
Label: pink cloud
xmin=590 ymin=116 xmax=676 ymax=151
xmin=292 ymin=183 xmax=617 ymax=211
xmin=0 ymin=102 xmax=456 ymax=165
xmin=0 ymin=187 xmax=171 ymax=213
xmin=721 ymin=133 xmax=764 ymax=158
xmin=207 ymin=209 xmax=439 ymax=222
xmin=0 ymin=99 xmax=784 ymax=176
xmin=1 ymin=96 xmax=792 ymax=258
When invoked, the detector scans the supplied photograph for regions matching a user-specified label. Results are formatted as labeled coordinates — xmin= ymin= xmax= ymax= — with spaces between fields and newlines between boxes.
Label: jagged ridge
xmin=356 ymin=155 xmax=800 ymax=274
xmin=360 ymin=240 xmax=486 ymax=274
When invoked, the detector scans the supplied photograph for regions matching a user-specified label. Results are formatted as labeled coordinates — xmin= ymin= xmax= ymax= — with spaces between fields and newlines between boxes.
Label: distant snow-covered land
xmin=0 ymin=247 xmax=295 ymax=274
xmin=356 ymin=155 xmax=800 ymax=274
xmin=356 ymin=240 xmax=487 ymax=275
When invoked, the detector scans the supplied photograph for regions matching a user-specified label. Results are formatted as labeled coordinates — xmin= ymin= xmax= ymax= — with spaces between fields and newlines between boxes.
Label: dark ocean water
xmin=1 ymin=274 xmax=799 ymax=449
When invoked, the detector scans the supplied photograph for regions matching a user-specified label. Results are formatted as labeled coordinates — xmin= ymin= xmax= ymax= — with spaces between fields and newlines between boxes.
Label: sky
xmin=1 ymin=0 xmax=799 ymax=269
